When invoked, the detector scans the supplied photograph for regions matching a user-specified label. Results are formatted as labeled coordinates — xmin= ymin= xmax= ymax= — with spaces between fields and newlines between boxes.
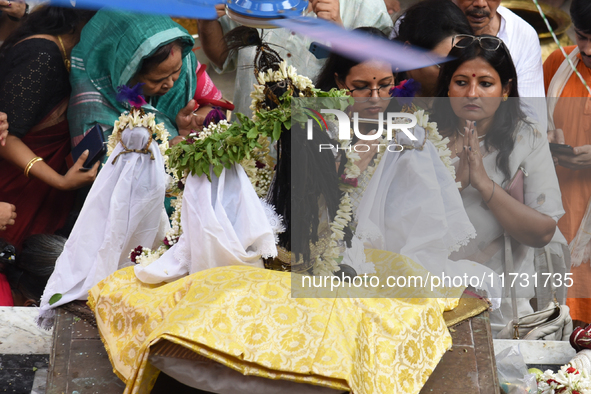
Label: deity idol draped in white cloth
xmin=37 ymin=118 xmax=170 ymax=329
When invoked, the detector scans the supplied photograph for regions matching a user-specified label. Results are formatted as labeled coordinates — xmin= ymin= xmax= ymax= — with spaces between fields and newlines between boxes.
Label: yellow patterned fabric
xmin=88 ymin=250 xmax=462 ymax=394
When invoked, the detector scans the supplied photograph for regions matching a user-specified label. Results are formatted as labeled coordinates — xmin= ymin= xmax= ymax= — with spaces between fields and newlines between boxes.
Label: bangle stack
xmin=24 ymin=156 xmax=43 ymax=178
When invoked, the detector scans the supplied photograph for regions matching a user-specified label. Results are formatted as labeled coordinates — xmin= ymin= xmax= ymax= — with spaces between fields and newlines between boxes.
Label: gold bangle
xmin=24 ymin=157 xmax=43 ymax=178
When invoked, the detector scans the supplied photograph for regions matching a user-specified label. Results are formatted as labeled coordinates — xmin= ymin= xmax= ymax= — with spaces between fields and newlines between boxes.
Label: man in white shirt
xmin=198 ymin=0 xmax=393 ymax=118
xmin=452 ymin=0 xmax=546 ymax=127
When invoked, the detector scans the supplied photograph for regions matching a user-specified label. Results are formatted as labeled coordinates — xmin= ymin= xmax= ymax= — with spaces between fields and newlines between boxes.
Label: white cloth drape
xmin=134 ymin=165 xmax=277 ymax=284
xmin=38 ymin=126 xmax=170 ymax=329
xmin=355 ymin=127 xmax=502 ymax=307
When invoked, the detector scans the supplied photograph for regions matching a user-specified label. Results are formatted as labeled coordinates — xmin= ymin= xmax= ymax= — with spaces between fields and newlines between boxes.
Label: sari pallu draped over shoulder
xmin=0 ymin=99 xmax=75 ymax=249
xmin=68 ymin=10 xmax=197 ymax=145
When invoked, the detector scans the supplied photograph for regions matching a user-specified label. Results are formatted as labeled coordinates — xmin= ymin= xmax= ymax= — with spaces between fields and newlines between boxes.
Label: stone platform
xmin=46 ymin=305 xmax=499 ymax=394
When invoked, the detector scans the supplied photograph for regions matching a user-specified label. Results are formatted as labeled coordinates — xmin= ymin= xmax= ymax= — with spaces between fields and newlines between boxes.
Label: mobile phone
xmin=549 ymin=143 xmax=575 ymax=155
xmin=309 ymin=42 xmax=331 ymax=59
xmin=71 ymin=124 xmax=107 ymax=170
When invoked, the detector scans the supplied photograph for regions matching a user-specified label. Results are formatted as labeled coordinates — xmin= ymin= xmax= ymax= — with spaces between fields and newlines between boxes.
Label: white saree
xmin=449 ymin=120 xmax=567 ymax=333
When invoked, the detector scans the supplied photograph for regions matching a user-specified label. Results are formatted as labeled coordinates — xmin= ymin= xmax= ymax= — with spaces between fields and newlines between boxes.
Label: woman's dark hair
xmin=315 ymin=27 xmax=389 ymax=91
xmin=395 ymin=0 xmax=473 ymax=50
xmin=571 ymin=0 xmax=591 ymax=35
xmin=0 ymin=6 xmax=96 ymax=57
xmin=0 ymin=235 xmax=64 ymax=304
xmin=432 ymin=36 xmax=525 ymax=182
xmin=393 ymin=0 xmax=473 ymax=85
xmin=137 ymin=39 xmax=184 ymax=76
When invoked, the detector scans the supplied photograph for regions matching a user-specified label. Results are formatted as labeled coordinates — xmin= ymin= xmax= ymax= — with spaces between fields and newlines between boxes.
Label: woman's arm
xmin=196 ymin=5 xmax=229 ymax=70
xmin=466 ymin=126 xmax=556 ymax=248
xmin=0 ymin=134 xmax=98 ymax=190
xmin=474 ymin=178 xmax=556 ymax=247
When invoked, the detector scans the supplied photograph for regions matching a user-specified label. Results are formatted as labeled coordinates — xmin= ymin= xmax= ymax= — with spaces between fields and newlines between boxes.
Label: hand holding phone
xmin=70 ymin=124 xmax=107 ymax=170
xmin=549 ymin=143 xmax=575 ymax=156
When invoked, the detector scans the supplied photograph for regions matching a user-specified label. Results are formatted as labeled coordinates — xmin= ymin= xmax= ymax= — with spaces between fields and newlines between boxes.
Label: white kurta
xmin=497 ymin=6 xmax=547 ymax=130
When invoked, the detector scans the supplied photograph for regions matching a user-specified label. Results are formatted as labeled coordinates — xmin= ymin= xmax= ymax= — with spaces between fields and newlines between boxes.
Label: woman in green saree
xmin=68 ymin=9 xmax=230 ymax=146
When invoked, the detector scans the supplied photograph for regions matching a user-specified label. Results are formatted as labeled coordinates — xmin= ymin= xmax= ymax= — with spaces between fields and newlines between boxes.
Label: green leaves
xmin=166 ymin=87 xmax=350 ymax=183
xmin=273 ymin=121 xmax=282 ymax=141
xmin=49 ymin=293 xmax=62 ymax=305
xmin=167 ymin=116 xmax=274 ymax=182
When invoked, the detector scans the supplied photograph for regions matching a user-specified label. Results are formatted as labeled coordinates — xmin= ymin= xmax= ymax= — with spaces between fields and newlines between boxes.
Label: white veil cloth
xmin=134 ymin=164 xmax=278 ymax=284
xmin=355 ymin=127 xmax=502 ymax=306
xmin=37 ymin=126 xmax=170 ymax=329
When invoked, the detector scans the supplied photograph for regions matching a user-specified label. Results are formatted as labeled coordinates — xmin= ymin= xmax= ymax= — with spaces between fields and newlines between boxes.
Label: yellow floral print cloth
xmin=88 ymin=250 xmax=463 ymax=394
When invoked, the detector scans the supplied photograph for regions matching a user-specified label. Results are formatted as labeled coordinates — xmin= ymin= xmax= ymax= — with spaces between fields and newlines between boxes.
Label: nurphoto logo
xmin=305 ymin=109 xmax=418 ymax=153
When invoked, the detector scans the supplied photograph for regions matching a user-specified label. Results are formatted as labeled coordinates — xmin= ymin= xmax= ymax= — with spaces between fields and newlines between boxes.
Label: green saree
xmin=68 ymin=10 xmax=197 ymax=145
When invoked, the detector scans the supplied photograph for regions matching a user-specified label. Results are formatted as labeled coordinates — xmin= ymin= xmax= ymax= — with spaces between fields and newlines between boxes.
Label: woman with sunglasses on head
xmin=433 ymin=35 xmax=568 ymax=334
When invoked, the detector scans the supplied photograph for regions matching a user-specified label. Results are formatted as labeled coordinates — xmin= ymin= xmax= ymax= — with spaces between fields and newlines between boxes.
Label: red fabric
xmin=0 ymin=273 xmax=13 ymax=306
xmin=0 ymin=105 xmax=76 ymax=250
xmin=193 ymin=63 xmax=234 ymax=111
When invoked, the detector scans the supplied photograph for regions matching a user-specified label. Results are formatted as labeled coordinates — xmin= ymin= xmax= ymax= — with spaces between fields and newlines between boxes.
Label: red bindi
xmin=472 ymin=74 xmax=476 ymax=77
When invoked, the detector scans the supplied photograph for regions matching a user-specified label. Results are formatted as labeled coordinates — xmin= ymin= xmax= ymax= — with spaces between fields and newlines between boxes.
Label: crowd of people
xmin=1 ymin=0 xmax=591 ymax=389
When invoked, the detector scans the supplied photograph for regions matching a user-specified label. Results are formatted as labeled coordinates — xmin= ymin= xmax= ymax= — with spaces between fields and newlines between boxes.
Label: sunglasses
xmin=451 ymin=34 xmax=503 ymax=51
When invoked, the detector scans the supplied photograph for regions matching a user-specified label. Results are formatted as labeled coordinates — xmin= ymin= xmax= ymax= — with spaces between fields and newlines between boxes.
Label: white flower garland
xmin=312 ymin=136 xmax=387 ymax=276
xmin=310 ymin=111 xmax=452 ymax=276
xmin=107 ymin=109 xmax=173 ymax=178
xmin=189 ymin=118 xmax=231 ymax=141
xmin=537 ymin=365 xmax=591 ymax=394
xmin=250 ymin=60 xmax=315 ymax=113
xmin=241 ymin=135 xmax=275 ymax=198
xmin=313 ymin=193 xmax=353 ymax=276
xmin=131 ymin=190 xmax=183 ymax=267
xmin=414 ymin=109 xmax=456 ymax=181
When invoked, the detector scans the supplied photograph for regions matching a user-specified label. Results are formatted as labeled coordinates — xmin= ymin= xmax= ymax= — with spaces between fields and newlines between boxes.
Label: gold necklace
xmin=57 ymin=35 xmax=71 ymax=73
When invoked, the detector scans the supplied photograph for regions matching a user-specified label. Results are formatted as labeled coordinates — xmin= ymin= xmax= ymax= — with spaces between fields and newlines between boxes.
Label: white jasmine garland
xmin=193 ymin=119 xmax=231 ymax=141
xmin=312 ymin=192 xmax=354 ymax=276
xmin=107 ymin=109 xmax=173 ymax=177
xmin=129 ymin=190 xmax=184 ymax=267
xmin=250 ymin=60 xmax=314 ymax=112
xmin=310 ymin=134 xmax=388 ymax=276
xmin=414 ymin=110 xmax=456 ymax=181
xmin=243 ymin=157 xmax=274 ymax=198
xmin=537 ymin=365 xmax=591 ymax=394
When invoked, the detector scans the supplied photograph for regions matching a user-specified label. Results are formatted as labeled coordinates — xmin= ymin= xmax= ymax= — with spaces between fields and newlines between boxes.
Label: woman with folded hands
xmin=433 ymin=34 xmax=568 ymax=334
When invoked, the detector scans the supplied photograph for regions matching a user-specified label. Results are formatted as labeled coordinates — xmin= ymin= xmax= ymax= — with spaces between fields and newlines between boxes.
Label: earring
xmin=502 ymin=94 xmax=508 ymax=102
xmin=447 ymin=91 xmax=450 ymax=97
